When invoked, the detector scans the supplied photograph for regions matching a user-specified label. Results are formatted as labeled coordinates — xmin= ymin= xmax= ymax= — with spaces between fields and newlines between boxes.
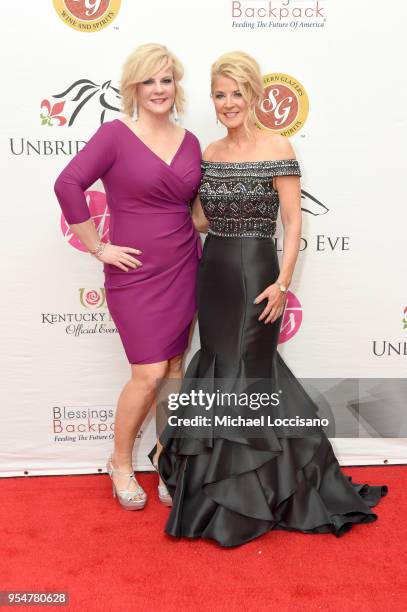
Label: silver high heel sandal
xmin=153 ymin=457 xmax=172 ymax=507
xmin=106 ymin=455 xmax=147 ymax=511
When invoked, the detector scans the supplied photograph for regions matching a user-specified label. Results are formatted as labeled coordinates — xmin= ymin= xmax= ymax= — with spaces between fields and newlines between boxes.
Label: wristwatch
xmin=276 ymin=281 xmax=288 ymax=293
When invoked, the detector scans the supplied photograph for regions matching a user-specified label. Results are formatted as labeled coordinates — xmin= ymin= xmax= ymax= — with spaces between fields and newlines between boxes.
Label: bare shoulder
xmin=202 ymin=138 xmax=226 ymax=161
xmin=257 ymin=131 xmax=296 ymax=161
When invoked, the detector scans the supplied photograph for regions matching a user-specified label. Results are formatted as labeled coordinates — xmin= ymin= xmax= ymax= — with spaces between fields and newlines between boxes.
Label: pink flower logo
xmin=85 ymin=290 xmax=100 ymax=305
xmin=278 ymin=291 xmax=303 ymax=344
xmin=79 ymin=288 xmax=106 ymax=309
xmin=40 ymin=99 xmax=67 ymax=126
xmin=60 ymin=190 xmax=110 ymax=252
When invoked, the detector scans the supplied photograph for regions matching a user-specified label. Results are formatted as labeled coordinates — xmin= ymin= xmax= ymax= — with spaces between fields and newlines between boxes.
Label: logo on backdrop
xmin=41 ymin=288 xmax=117 ymax=336
xmin=52 ymin=404 xmax=144 ymax=444
xmin=52 ymin=0 xmax=121 ymax=32
xmin=252 ymin=72 xmax=350 ymax=253
xmin=41 ymin=79 xmax=121 ymax=127
xmin=256 ymin=73 xmax=309 ymax=136
xmin=278 ymin=291 xmax=302 ymax=344
xmin=60 ymin=190 xmax=110 ymax=252
xmin=9 ymin=78 xmax=120 ymax=155
xmin=79 ymin=288 xmax=106 ymax=309
xmin=272 ymin=192 xmax=349 ymax=255
xmin=231 ymin=0 xmax=327 ymax=29
xmin=371 ymin=306 xmax=407 ymax=357
xmin=40 ymin=100 xmax=67 ymax=127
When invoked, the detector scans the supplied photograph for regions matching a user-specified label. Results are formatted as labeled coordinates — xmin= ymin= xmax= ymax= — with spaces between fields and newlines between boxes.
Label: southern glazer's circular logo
xmin=53 ymin=0 xmax=121 ymax=32
xmin=256 ymin=73 xmax=309 ymax=135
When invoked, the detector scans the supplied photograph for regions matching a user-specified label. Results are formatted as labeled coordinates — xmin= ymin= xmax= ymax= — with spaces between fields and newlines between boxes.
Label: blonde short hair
xmin=120 ymin=43 xmax=185 ymax=116
xmin=210 ymin=51 xmax=264 ymax=130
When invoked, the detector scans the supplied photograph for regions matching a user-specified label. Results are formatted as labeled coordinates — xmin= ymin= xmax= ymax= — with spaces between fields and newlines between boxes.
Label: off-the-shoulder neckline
xmin=201 ymin=158 xmax=298 ymax=165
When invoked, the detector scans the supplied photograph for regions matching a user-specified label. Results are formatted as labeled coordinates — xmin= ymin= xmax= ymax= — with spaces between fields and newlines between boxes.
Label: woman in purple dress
xmin=54 ymin=43 xmax=201 ymax=510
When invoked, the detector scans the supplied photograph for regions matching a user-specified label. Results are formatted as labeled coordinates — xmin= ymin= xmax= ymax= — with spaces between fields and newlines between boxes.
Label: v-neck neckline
xmin=115 ymin=118 xmax=188 ymax=168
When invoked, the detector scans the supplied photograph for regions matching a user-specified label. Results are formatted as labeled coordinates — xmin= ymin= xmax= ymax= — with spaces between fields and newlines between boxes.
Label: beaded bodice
xmin=198 ymin=159 xmax=301 ymax=238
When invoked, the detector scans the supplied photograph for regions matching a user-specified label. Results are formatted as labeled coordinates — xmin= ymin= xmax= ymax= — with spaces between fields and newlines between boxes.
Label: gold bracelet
xmin=276 ymin=281 xmax=288 ymax=293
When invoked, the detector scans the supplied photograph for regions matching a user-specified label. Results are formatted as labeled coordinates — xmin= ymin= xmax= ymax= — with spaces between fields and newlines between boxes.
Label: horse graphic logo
xmin=41 ymin=78 xmax=121 ymax=126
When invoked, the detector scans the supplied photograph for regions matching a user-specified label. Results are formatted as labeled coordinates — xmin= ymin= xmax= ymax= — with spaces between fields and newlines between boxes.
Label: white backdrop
xmin=1 ymin=0 xmax=406 ymax=476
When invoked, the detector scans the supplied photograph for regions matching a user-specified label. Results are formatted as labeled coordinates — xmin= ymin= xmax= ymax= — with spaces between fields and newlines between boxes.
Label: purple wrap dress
xmin=54 ymin=119 xmax=202 ymax=364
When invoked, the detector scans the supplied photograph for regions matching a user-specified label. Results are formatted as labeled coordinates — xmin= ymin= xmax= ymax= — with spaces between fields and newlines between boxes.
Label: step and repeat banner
xmin=1 ymin=0 xmax=406 ymax=476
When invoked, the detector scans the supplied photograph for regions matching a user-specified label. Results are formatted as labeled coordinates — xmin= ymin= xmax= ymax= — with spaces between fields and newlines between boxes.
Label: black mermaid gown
xmin=153 ymin=159 xmax=387 ymax=547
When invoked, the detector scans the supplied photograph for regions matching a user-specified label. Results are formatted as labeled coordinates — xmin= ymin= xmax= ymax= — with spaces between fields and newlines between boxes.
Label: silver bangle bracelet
xmin=89 ymin=240 xmax=109 ymax=258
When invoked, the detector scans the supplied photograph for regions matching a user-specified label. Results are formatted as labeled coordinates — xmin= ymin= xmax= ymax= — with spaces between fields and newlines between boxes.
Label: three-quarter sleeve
xmin=54 ymin=121 xmax=117 ymax=224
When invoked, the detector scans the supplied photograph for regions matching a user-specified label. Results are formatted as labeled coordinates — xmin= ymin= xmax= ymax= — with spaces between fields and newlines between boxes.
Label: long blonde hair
xmin=120 ymin=43 xmax=185 ymax=116
xmin=211 ymin=51 xmax=264 ymax=131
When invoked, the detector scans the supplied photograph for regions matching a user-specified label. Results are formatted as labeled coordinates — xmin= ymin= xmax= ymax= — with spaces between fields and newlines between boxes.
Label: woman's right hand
xmin=96 ymin=244 xmax=143 ymax=272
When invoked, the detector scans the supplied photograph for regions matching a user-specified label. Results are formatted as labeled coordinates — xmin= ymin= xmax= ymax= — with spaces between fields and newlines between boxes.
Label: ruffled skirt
xmin=152 ymin=234 xmax=387 ymax=547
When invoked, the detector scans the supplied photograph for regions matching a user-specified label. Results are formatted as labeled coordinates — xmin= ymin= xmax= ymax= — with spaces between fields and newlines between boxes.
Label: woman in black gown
xmin=151 ymin=51 xmax=387 ymax=547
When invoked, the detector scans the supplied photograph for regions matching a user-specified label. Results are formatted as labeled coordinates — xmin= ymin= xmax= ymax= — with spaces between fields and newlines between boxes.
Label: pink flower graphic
xmin=60 ymin=190 xmax=110 ymax=252
xmin=79 ymin=288 xmax=106 ymax=309
xmin=278 ymin=291 xmax=303 ymax=344
xmin=86 ymin=290 xmax=100 ymax=306
xmin=40 ymin=99 xmax=67 ymax=126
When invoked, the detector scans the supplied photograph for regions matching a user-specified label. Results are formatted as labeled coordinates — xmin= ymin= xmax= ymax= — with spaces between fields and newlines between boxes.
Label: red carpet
xmin=1 ymin=466 xmax=405 ymax=612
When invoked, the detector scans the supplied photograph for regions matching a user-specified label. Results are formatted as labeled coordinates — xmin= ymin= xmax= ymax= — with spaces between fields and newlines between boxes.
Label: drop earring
xmin=172 ymin=104 xmax=179 ymax=123
xmin=132 ymin=104 xmax=138 ymax=123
